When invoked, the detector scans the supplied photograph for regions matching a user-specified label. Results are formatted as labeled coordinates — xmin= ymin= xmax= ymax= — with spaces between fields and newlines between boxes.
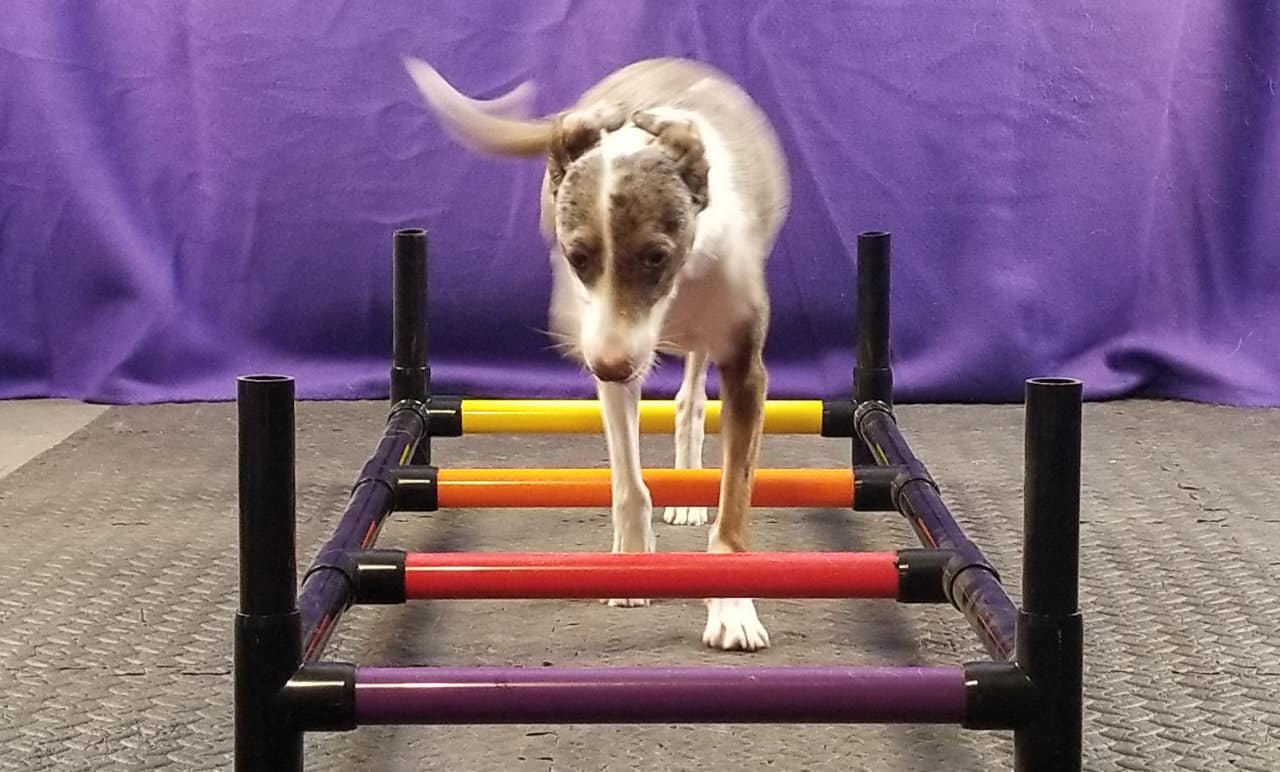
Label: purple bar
xmin=858 ymin=406 xmax=1019 ymax=660
xmin=354 ymin=666 xmax=967 ymax=725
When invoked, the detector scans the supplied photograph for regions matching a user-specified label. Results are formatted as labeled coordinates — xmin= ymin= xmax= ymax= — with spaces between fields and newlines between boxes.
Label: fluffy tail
xmin=402 ymin=56 xmax=551 ymax=157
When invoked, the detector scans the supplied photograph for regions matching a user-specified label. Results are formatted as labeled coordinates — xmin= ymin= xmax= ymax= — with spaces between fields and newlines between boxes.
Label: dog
xmin=403 ymin=56 xmax=790 ymax=651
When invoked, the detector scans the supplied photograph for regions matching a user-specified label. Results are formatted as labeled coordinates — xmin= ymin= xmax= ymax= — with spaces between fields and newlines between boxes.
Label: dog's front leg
xmin=663 ymin=351 xmax=710 ymax=527
xmin=597 ymin=377 xmax=656 ymax=607
xmin=702 ymin=344 xmax=770 ymax=651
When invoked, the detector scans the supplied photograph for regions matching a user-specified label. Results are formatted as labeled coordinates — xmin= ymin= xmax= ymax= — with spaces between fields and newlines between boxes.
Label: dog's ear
xmin=548 ymin=105 xmax=625 ymax=194
xmin=632 ymin=111 xmax=710 ymax=211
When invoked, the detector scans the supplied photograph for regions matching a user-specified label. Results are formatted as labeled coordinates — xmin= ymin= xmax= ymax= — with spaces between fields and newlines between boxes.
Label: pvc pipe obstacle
xmin=435 ymin=466 xmax=854 ymax=508
xmin=234 ymin=228 xmax=1083 ymax=772
xmin=387 ymin=465 xmax=905 ymax=510
xmin=398 ymin=551 xmax=905 ymax=600
xmin=352 ymin=665 xmax=970 ymax=725
xmin=462 ymin=398 xmax=821 ymax=433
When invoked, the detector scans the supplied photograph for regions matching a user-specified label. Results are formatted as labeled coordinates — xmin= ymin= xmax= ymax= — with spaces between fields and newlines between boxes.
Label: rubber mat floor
xmin=0 ymin=399 xmax=1277 ymax=771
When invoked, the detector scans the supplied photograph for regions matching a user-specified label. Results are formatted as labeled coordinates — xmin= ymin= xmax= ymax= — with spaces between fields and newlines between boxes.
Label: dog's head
xmin=547 ymin=106 xmax=710 ymax=383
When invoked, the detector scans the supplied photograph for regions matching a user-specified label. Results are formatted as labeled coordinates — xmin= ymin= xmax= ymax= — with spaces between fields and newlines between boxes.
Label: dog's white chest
xmin=657 ymin=258 xmax=754 ymax=362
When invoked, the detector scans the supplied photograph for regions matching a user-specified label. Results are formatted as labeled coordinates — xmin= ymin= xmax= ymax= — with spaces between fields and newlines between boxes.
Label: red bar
xmin=403 ymin=551 xmax=901 ymax=599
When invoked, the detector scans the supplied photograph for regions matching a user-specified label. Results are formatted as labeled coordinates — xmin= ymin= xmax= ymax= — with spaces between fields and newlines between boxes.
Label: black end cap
xmin=389 ymin=465 xmax=438 ymax=512
xmin=896 ymin=548 xmax=952 ymax=604
xmin=963 ymin=661 xmax=1038 ymax=730
xmin=820 ymin=400 xmax=856 ymax=438
xmin=853 ymin=465 xmax=902 ymax=511
xmin=425 ymin=395 xmax=463 ymax=437
xmin=282 ymin=662 xmax=357 ymax=732
xmin=352 ymin=549 xmax=407 ymax=605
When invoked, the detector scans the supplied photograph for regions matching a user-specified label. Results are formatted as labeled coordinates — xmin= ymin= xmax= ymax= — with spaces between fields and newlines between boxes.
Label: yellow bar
xmin=459 ymin=399 xmax=825 ymax=434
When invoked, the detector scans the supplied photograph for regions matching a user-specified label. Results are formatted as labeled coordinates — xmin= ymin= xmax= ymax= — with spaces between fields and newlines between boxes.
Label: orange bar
xmin=435 ymin=468 xmax=855 ymax=509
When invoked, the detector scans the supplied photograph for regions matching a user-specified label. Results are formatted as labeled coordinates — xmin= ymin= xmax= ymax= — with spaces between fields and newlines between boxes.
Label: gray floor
xmin=0 ymin=399 xmax=107 ymax=480
xmin=0 ymin=398 xmax=1278 ymax=771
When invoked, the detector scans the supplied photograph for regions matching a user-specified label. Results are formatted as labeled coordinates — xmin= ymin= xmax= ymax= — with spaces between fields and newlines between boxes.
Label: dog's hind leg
xmin=597 ymin=377 xmax=656 ymax=607
xmin=663 ymin=351 xmax=711 ymax=526
xmin=702 ymin=342 xmax=770 ymax=651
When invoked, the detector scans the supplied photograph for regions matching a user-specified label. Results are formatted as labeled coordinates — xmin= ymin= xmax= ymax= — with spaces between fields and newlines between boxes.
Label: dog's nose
xmin=590 ymin=355 xmax=636 ymax=383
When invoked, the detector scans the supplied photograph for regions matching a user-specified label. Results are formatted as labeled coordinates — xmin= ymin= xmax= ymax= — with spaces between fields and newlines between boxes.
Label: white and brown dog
xmin=403 ymin=57 xmax=790 ymax=651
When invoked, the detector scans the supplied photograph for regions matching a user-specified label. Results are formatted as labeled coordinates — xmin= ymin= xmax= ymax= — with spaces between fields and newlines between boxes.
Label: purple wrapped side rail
xmin=354 ymin=666 xmax=967 ymax=725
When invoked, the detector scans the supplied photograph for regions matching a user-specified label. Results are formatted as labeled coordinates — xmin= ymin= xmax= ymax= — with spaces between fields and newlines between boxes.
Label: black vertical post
xmin=853 ymin=231 xmax=893 ymax=464
xmin=391 ymin=227 xmax=430 ymax=463
xmin=1015 ymin=376 xmax=1084 ymax=771
xmin=235 ymin=375 xmax=303 ymax=772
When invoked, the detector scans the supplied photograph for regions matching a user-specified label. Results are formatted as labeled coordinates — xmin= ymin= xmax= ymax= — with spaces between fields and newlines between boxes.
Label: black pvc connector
xmin=352 ymin=549 xmax=407 ymax=605
xmin=390 ymin=466 xmax=439 ymax=512
xmin=819 ymin=400 xmax=856 ymax=438
xmin=895 ymin=549 xmax=951 ymax=604
xmin=425 ymin=395 xmax=463 ymax=438
xmin=390 ymin=398 xmax=431 ymax=435
xmin=963 ymin=661 xmax=1039 ymax=730
xmin=282 ymin=662 xmax=357 ymax=733
xmin=851 ymin=464 xmax=902 ymax=512
xmin=234 ymin=375 xmax=303 ymax=772
xmin=235 ymin=614 xmax=302 ymax=768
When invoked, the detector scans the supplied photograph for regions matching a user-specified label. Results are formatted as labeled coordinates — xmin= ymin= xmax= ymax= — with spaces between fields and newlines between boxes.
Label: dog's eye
xmin=641 ymin=248 xmax=669 ymax=269
xmin=565 ymin=249 xmax=591 ymax=272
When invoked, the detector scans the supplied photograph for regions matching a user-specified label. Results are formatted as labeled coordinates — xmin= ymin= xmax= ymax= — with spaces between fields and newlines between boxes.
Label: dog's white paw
xmin=605 ymin=505 xmax=656 ymax=608
xmin=662 ymin=505 xmax=710 ymax=526
xmin=702 ymin=598 xmax=770 ymax=651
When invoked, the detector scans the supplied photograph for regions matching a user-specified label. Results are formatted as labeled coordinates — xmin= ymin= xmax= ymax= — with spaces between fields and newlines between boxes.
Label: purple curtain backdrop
xmin=2 ymin=1 xmax=1277 ymax=405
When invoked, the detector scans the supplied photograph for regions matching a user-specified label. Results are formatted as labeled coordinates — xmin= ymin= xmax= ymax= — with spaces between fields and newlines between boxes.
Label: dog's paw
xmin=662 ymin=505 xmax=710 ymax=526
xmin=604 ymin=520 xmax=656 ymax=608
xmin=702 ymin=598 xmax=770 ymax=652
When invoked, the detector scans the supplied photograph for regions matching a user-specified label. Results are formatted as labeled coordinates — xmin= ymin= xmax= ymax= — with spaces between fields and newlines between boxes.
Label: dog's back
xmin=576 ymin=59 xmax=790 ymax=245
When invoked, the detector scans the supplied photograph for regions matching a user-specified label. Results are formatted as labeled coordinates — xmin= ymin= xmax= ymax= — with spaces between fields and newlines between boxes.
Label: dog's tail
xmin=402 ymin=56 xmax=551 ymax=157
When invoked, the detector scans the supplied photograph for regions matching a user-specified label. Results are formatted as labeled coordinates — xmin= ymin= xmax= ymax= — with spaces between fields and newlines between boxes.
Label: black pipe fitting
xmin=352 ymin=549 xmax=407 ymax=605
xmin=282 ymin=662 xmax=358 ymax=733
xmin=389 ymin=398 xmax=429 ymax=435
xmin=389 ymin=465 xmax=439 ymax=512
xmin=895 ymin=549 xmax=952 ymax=604
xmin=851 ymin=464 xmax=903 ymax=511
xmin=425 ymin=395 xmax=463 ymax=437
xmin=963 ymin=661 xmax=1039 ymax=730
xmin=819 ymin=399 xmax=857 ymax=438
xmin=854 ymin=401 xmax=934 ymax=494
